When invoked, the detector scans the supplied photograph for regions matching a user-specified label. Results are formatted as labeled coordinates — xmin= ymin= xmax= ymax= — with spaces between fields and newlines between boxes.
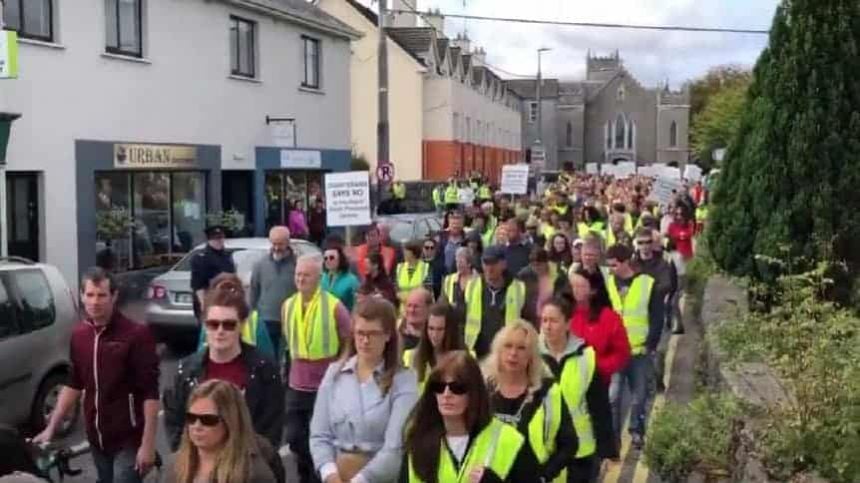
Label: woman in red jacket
xmin=568 ymin=268 xmax=631 ymax=386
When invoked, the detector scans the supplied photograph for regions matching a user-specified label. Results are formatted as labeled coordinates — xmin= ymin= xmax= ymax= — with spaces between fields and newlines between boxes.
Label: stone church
xmin=507 ymin=51 xmax=690 ymax=170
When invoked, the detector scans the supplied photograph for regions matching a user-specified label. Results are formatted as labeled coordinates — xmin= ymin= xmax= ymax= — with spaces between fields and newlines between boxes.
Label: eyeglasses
xmin=428 ymin=380 xmax=468 ymax=395
xmin=204 ymin=319 xmax=239 ymax=332
xmin=354 ymin=329 xmax=386 ymax=341
xmin=324 ymin=255 xmax=338 ymax=261
xmin=423 ymin=245 xmax=436 ymax=250
xmin=185 ymin=412 xmax=222 ymax=427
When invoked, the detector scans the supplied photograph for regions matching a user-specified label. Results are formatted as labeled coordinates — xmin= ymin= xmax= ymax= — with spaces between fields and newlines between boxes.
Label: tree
xmin=690 ymin=77 xmax=751 ymax=166
xmin=689 ymin=65 xmax=753 ymax=119
xmin=707 ymin=0 xmax=860 ymax=286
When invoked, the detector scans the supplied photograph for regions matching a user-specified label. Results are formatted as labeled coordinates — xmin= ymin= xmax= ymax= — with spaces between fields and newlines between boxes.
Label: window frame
xmin=528 ymin=102 xmax=539 ymax=123
xmin=301 ymin=35 xmax=321 ymax=89
xmin=4 ymin=0 xmax=54 ymax=43
xmin=105 ymin=0 xmax=144 ymax=58
xmin=230 ymin=15 xmax=257 ymax=78
xmin=6 ymin=268 xmax=56 ymax=334
xmin=669 ymin=120 xmax=678 ymax=148
xmin=566 ymin=121 xmax=573 ymax=148
xmin=0 ymin=275 xmax=20 ymax=340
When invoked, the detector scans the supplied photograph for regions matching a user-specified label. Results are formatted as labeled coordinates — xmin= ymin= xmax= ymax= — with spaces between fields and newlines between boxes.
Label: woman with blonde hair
xmin=311 ymin=298 xmax=418 ymax=483
xmin=167 ymin=379 xmax=279 ymax=483
xmin=482 ymin=321 xmax=576 ymax=483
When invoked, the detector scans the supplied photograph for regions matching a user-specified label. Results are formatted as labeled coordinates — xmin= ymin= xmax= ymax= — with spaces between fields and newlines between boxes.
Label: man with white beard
xmin=250 ymin=225 xmax=297 ymax=366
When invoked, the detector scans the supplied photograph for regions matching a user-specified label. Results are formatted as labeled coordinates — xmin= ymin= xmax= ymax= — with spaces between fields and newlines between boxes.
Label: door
xmin=6 ymin=173 xmax=40 ymax=262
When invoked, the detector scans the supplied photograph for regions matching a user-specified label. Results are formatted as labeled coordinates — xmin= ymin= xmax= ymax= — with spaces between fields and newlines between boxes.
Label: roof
xmin=340 ymin=0 xmax=425 ymax=65
xmin=385 ymin=27 xmax=435 ymax=58
xmin=504 ymin=78 xmax=560 ymax=99
xmin=226 ymin=0 xmax=361 ymax=39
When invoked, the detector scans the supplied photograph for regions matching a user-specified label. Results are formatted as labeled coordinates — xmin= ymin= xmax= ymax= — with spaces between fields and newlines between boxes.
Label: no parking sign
xmin=376 ymin=163 xmax=395 ymax=183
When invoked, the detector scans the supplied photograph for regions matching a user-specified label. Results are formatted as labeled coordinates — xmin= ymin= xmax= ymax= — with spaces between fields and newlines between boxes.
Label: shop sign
xmin=325 ymin=171 xmax=371 ymax=226
xmin=0 ymin=31 xmax=19 ymax=79
xmin=114 ymin=144 xmax=197 ymax=169
xmin=280 ymin=149 xmax=322 ymax=169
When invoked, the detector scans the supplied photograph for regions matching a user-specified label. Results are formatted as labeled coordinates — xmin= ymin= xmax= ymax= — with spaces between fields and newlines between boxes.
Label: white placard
xmin=325 ymin=171 xmax=371 ymax=226
xmin=684 ymin=164 xmax=703 ymax=182
xmin=648 ymin=177 xmax=684 ymax=206
xmin=603 ymin=164 xmax=618 ymax=178
xmin=500 ymin=164 xmax=530 ymax=194
xmin=586 ymin=163 xmax=598 ymax=175
xmin=616 ymin=162 xmax=636 ymax=178
xmin=270 ymin=120 xmax=296 ymax=148
xmin=638 ymin=165 xmax=653 ymax=178
xmin=281 ymin=149 xmax=322 ymax=169
xmin=458 ymin=187 xmax=475 ymax=204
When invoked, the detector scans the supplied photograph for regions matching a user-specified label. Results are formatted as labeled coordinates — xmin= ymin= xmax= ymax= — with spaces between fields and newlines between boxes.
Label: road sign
xmin=376 ymin=163 xmax=394 ymax=183
xmin=325 ymin=171 xmax=371 ymax=226
xmin=500 ymin=164 xmax=530 ymax=195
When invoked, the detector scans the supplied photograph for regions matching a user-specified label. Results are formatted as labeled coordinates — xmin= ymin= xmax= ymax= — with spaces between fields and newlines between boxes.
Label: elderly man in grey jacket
xmin=249 ymin=225 xmax=297 ymax=365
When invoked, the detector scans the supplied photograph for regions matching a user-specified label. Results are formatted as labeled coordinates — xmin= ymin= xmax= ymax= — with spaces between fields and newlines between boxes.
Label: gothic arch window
xmin=566 ymin=122 xmax=573 ymax=148
xmin=669 ymin=121 xmax=678 ymax=147
xmin=605 ymin=122 xmax=611 ymax=149
xmin=617 ymin=85 xmax=626 ymax=101
xmin=628 ymin=121 xmax=635 ymax=149
xmin=614 ymin=113 xmax=627 ymax=149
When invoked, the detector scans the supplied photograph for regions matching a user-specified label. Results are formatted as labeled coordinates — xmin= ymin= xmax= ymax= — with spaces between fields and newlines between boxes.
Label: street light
xmin=535 ymin=48 xmax=552 ymax=170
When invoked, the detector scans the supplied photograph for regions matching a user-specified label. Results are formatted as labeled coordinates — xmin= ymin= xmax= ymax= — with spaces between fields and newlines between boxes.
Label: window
xmin=669 ymin=121 xmax=678 ymax=147
xmin=302 ymin=36 xmax=321 ymax=88
xmin=0 ymin=281 xmax=17 ymax=339
xmin=528 ymin=102 xmax=538 ymax=123
xmin=230 ymin=16 xmax=256 ymax=78
xmin=10 ymin=269 xmax=55 ymax=332
xmin=566 ymin=122 xmax=573 ymax=148
xmin=465 ymin=117 xmax=471 ymax=143
xmin=106 ymin=0 xmax=143 ymax=57
xmin=605 ymin=122 xmax=611 ymax=149
xmin=629 ymin=121 xmax=636 ymax=149
xmin=614 ymin=114 xmax=627 ymax=149
xmin=3 ymin=0 xmax=53 ymax=42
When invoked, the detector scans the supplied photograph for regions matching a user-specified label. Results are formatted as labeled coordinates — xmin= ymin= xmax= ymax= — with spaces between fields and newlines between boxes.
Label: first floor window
xmin=106 ymin=0 xmax=143 ymax=57
xmin=302 ymin=36 xmax=321 ymax=88
xmin=3 ymin=0 xmax=53 ymax=42
xmin=230 ymin=16 xmax=256 ymax=77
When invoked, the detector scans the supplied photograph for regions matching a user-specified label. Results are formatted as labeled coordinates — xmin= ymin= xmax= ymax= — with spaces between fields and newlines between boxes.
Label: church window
xmin=566 ymin=122 xmax=573 ymax=148
xmin=669 ymin=121 xmax=678 ymax=147
xmin=614 ymin=114 xmax=626 ymax=149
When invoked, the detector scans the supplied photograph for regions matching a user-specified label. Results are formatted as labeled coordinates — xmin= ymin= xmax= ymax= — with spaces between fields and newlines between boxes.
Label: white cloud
xmin=375 ymin=0 xmax=779 ymax=86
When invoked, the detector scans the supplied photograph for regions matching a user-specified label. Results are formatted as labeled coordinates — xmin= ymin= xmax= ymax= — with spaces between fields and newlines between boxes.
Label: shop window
xmin=95 ymin=172 xmax=132 ymax=272
xmin=171 ymin=172 xmax=206 ymax=253
xmin=106 ymin=0 xmax=143 ymax=57
xmin=264 ymin=171 xmax=326 ymax=233
xmin=3 ymin=0 xmax=53 ymax=42
xmin=133 ymin=172 xmax=170 ymax=268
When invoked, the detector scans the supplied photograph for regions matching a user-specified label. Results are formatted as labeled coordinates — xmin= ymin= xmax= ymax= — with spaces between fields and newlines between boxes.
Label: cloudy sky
xmin=359 ymin=0 xmax=780 ymax=88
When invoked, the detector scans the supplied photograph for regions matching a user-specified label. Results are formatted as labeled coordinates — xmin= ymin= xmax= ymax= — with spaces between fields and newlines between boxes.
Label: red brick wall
xmin=423 ymin=141 xmax=524 ymax=183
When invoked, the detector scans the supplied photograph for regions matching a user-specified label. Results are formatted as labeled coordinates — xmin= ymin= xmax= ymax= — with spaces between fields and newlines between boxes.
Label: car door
xmin=0 ymin=273 xmax=30 ymax=425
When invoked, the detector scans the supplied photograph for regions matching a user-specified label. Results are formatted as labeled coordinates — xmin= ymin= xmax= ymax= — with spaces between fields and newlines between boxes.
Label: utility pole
xmin=377 ymin=0 xmax=390 ymax=181
xmin=535 ymin=47 xmax=551 ymax=172
xmin=0 ymin=0 xmax=8 ymax=257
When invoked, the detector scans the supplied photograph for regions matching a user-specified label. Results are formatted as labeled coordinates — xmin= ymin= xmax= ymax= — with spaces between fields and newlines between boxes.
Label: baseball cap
xmin=482 ymin=245 xmax=506 ymax=264
xmin=204 ymin=225 xmax=227 ymax=239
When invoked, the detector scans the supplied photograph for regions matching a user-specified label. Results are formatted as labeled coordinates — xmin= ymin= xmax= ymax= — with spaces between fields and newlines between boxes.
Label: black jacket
xmin=163 ymin=344 xmax=285 ymax=451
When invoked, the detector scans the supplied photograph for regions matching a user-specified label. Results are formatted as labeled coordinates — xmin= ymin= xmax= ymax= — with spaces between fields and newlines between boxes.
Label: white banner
xmin=616 ymin=162 xmax=636 ymax=178
xmin=684 ymin=164 xmax=703 ymax=182
xmin=325 ymin=171 xmax=371 ymax=226
xmin=586 ymin=163 xmax=598 ymax=175
xmin=638 ymin=165 xmax=654 ymax=178
xmin=648 ymin=177 xmax=684 ymax=206
xmin=500 ymin=164 xmax=530 ymax=194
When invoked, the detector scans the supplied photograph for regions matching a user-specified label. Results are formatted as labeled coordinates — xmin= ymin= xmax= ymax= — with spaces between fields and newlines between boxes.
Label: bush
xmin=645 ymin=394 xmax=743 ymax=481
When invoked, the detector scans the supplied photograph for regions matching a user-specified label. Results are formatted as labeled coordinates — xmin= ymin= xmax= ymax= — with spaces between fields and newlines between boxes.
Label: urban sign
xmin=325 ymin=171 xmax=371 ymax=226
xmin=114 ymin=144 xmax=197 ymax=169
xmin=0 ymin=31 xmax=18 ymax=79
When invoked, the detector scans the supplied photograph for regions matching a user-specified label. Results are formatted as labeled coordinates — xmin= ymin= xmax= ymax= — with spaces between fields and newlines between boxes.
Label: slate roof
xmin=385 ymin=27 xmax=435 ymax=58
xmin=504 ymin=78 xmax=560 ymax=99
xmin=245 ymin=0 xmax=361 ymax=38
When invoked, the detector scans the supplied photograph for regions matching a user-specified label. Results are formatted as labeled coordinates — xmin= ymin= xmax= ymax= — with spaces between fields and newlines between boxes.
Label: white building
xmin=0 ymin=0 xmax=359 ymax=289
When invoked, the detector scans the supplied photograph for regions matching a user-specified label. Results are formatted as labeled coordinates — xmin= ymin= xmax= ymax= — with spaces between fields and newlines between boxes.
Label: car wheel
xmin=31 ymin=372 xmax=79 ymax=437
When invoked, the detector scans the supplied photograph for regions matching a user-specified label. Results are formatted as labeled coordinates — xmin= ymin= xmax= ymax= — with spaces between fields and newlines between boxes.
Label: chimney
xmin=424 ymin=7 xmax=445 ymax=33
xmin=451 ymin=31 xmax=471 ymax=53
xmin=471 ymin=46 xmax=486 ymax=66
xmin=389 ymin=0 xmax=418 ymax=28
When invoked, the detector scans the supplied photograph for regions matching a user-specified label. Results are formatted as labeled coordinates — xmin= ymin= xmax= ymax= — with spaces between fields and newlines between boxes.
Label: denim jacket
xmin=310 ymin=356 xmax=418 ymax=483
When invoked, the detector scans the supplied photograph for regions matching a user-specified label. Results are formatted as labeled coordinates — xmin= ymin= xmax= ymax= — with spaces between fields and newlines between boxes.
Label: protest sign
xmin=500 ymin=164 xmax=530 ymax=194
xmin=325 ymin=171 xmax=371 ymax=226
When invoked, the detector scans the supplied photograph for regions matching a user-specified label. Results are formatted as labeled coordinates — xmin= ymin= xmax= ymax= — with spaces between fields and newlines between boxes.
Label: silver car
xmin=144 ymin=238 xmax=320 ymax=346
xmin=375 ymin=213 xmax=443 ymax=246
xmin=0 ymin=257 xmax=79 ymax=435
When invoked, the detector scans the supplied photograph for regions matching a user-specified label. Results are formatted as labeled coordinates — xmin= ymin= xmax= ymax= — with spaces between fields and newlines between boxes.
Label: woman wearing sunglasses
xmin=401 ymin=351 xmax=538 ymax=483
xmin=164 ymin=276 xmax=285 ymax=453
xmin=165 ymin=379 xmax=280 ymax=483
xmin=321 ymin=242 xmax=360 ymax=311
xmin=540 ymin=297 xmax=616 ymax=482
xmin=403 ymin=302 xmax=465 ymax=390
xmin=310 ymin=298 xmax=418 ymax=483
xmin=482 ymin=321 xmax=576 ymax=483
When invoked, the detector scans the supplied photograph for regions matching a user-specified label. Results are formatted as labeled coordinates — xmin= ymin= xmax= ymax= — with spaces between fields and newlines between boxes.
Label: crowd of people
xmin=19 ymin=168 xmax=707 ymax=483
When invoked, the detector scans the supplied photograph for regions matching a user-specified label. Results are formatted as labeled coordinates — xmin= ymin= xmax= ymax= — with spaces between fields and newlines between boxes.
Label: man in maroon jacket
xmin=33 ymin=267 xmax=160 ymax=483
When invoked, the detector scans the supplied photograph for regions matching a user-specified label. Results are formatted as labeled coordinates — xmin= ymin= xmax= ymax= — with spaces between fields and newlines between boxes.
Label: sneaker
xmin=631 ymin=433 xmax=645 ymax=450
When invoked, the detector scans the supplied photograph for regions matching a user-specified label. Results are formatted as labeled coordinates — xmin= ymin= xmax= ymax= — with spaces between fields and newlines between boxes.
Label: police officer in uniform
xmin=190 ymin=225 xmax=236 ymax=321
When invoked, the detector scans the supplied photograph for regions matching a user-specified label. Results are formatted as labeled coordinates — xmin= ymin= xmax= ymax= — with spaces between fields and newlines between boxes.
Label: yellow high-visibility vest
xmin=393 ymin=182 xmax=407 ymax=199
xmin=282 ymin=288 xmax=340 ymax=360
xmin=396 ymin=261 xmax=429 ymax=302
xmin=606 ymin=274 xmax=654 ymax=355
xmin=558 ymin=347 xmax=597 ymax=458
xmin=526 ymin=383 xmax=566 ymax=482
xmin=444 ymin=185 xmax=460 ymax=204
xmin=478 ymin=185 xmax=493 ymax=200
xmin=463 ymin=278 xmax=526 ymax=351
xmin=407 ymin=418 xmax=525 ymax=483
xmin=577 ymin=221 xmax=606 ymax=240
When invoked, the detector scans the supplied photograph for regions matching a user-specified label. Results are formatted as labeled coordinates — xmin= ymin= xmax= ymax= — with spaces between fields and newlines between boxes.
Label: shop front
xmin=76 ymin=140 xmax=221 ymax=274
xmin=253 ymin=146 xmax=350 ymax=236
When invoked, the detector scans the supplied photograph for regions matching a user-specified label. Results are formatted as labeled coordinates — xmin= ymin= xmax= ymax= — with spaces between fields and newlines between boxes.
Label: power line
xmin=388 ymin=9 xmax=770 ymax=35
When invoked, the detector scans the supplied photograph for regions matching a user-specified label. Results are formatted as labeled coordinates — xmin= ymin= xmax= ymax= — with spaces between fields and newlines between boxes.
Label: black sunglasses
xmin=423 ymin=244 xmax=436 ymax=250
xmin=428 ymin=380 xmax=468 ymax=395
xmin=185 ymin=412 xmax=222 ymax=427
xmin=204 ymin=319 xmax=239 ymax=332
xmin=324 ymin=254 xmax=338 ymax=261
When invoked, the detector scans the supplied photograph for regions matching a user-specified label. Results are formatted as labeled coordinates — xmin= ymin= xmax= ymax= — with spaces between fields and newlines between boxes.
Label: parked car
xmin=144 ymin=238 xmax=320 ymax=348
xmin=0 ymin=257 xmax=79 ymax=436
xmin=375 ymin=213 xmax=443 ymax=246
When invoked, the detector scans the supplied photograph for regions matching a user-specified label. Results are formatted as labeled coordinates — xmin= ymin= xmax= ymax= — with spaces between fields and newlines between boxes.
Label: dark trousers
xmin=285 ymin=388 xmax=319 ymax=483
xmin=568 ymin=456 xmax=598 ymax=483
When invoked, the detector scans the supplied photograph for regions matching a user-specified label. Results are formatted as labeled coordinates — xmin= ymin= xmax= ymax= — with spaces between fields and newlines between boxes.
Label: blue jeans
xmin=610 ymin=354 xmax=653 ymax=438
xmin=91 ymin=446 xmax=141 ymax=483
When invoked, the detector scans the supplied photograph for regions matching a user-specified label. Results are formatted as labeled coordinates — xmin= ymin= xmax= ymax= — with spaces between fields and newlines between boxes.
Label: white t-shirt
xmin=446 ymin=434 xmax=470 ymax=463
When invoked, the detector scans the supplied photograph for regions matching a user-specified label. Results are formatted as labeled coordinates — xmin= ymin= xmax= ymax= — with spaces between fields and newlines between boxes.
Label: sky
xmin=360 ymin=0 xmax=781 ymax=88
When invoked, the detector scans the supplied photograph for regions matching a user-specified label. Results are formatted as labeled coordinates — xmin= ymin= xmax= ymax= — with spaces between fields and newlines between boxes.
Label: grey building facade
xmin=509 ymin=51 xmax=690 ymax=170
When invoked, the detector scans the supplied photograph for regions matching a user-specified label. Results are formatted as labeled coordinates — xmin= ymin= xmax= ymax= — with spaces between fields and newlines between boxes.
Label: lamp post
xmin=534 ymin=47 xmax=551 ymax=172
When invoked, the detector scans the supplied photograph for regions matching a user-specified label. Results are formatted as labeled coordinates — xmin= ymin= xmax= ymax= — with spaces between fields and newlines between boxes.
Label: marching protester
xmin=311 ymin=298 xmax=418 ymax=483
xmin=401 ymin=351 xmax=539 ymax=482
xmin=355 ymin=223 xmax=397 ymax=280
xmin=395 ymin=241 xmax=432 ymax=309
xmin=503 ymin=217 xmax=532 ymax=277
xmin=604 ymin=244 xmax=662 ymax=450
xmin=165 ymin=275 xmax=284 ymax=452
xmin=437 ymin=209 xmax=468 ymax=274
xmin=540 ymin=297 xmax=617 ymax=481
xmin=665 ymin=204 xmax=695 ymax=334
xmin=403 ymin=302 xmax=466 ymax=390
xmin=249 ymin=225 xmax=297 ymax=362
xmin=164 ymin=380 xmax=282 ymax=483
xmin=440 ymin=246 xmax=478 ymax=309
xmin=322 ymin=241 xmax=361 ymax=312
xmin=34 ymin=268 xmax=160 ymax=483
xmin=398 ymin=288 xmax=434 ymax=351
xmin=282 ymin=254 xmax=353 ymax=483
xmin=360 ymin=253 xmax=399 ymax=307
xmin=517 ymin=246 xmax=571 ymax=324
xmin=483 ymin=322 xmax=576 ymax=483
xmin=422 ymin=237 xmax=447 ymax=300
xmin=191 ymin=224 xmax=236 ymax=323
xmin=548 ymin=233 xmax=575 ymax=275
